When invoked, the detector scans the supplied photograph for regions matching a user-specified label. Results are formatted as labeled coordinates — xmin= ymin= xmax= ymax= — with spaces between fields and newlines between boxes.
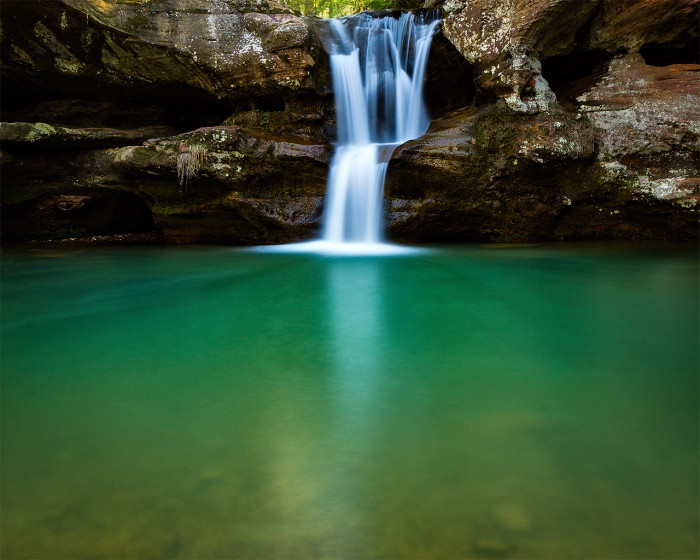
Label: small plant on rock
xmin=177 ymin=143 xmax=207 ymax=192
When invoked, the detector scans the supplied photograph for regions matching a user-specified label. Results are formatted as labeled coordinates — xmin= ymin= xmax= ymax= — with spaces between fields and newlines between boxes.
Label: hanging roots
xmin=177 ymin=143 xmax=207 ymax=190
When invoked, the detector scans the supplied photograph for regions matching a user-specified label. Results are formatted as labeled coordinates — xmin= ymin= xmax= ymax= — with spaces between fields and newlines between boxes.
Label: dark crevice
xmin=1 ymin=83 xmax=231 ymax=131
xmin=1 ymin=189 xmax=156 ymax=244
xmin=254 ymin=94 xmax=287 ymax=112
xmin=424 ymin=31 xmax=476 ymax=117
xmin=640 ymin=42 xmax=700 ymax=66
xmin=541 ymin=49 xmax=612 ymax=107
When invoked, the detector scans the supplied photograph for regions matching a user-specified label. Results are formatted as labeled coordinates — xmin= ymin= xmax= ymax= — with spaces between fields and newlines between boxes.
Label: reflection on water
xmin=1 ymin=243 xmax=698 ymax=559
xmin=327 ymin=260 xmax=384 ymax=415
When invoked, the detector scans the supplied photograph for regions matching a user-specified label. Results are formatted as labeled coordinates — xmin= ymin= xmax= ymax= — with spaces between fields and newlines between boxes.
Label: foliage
xmin=282 ymin=0 xmax=416 ymax=18
xmin=259 ymin=111 xmax=272 ymax=127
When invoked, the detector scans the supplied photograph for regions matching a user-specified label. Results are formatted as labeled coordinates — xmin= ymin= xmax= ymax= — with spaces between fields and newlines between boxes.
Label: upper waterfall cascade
xmin=320 ymin=12 xmax=441 ymax=247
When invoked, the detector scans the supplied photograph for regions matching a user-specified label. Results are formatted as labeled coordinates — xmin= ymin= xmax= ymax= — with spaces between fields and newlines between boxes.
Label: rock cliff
xmin=1 ymin=0 xmax=697 ymax=244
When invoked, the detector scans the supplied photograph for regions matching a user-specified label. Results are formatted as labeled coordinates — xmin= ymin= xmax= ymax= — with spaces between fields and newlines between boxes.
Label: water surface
xmin=2 ymin=242 xmax=698 ymax=559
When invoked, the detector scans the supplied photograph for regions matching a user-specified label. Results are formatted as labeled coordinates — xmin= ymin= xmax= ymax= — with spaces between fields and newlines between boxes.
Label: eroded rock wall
xmin=383 ymin=0 xmax=699 ymax=241
xmin=1 ymin=0 xmax=698 ymax=244
xmin=1 ymin=0 xmax=334 ymax=244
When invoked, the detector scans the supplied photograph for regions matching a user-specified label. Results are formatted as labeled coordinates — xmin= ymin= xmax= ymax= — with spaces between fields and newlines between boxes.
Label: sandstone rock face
xmin=574 ymin=55 xmax=700 ymax=158
xmin=2 ymin=0 xmax=326 ymax=105
xmin=112 ymin=125 xmax=331 ymax=244
xmin=1 ymin=0 xmax=697 ymax=244
xmin=583 ymin=0 xmax=699 ymax=52
xmin=385 ymin=106 xmax=598 ymax=240
xmin=380 ymin=0 xmax=698 ymax=241
xmin=384 ymin=49 xmax=699 ymax=241
xmin=387 ymin=101 xmax=697 ymax=241
xmin=554 ymin=53 xmax=700 ymax=237
xmin=434 ymin=0 xmax=600 ymax=113
xmin=1 ymin=0 xmax=333 ymax=244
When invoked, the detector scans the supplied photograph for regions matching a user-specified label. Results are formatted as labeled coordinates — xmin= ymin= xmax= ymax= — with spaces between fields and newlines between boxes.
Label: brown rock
xmin=111 ymin=126 xmax=331 ymax=244
xmin=384 ymin=105 xmax=596 ymax=241
xmin=583 ymin=0 xmax=699 ymax=52
xmin=0 ymin=122 xmax=177 ymax=148
xmin=1 ymin=188 xmax=155 ymax=243
xmin=0 ymin=0 xmax=330 ymax=121
xmin=435 ymin=0 xmax=600 ymax=112
xmin=572 ymin=54 xmax=700 ymax=157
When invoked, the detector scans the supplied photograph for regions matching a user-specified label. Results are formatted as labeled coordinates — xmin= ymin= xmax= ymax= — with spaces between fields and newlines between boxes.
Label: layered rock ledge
xmin=1 ymin=0 xmax=697 ymax=244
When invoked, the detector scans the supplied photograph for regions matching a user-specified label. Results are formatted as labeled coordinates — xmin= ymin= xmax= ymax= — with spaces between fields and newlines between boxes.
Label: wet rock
xmin=385 ymin=105 xmax=596 ymax=241
xmin=113 ymin=126 xmax=331 ymax=192
xmin=154 ymin=196 xmax=324 ymax=245
xmin=386 ymin=100 xmax=698 ymax=241
xmin=111 ymin=126 xmax=331 ymax=244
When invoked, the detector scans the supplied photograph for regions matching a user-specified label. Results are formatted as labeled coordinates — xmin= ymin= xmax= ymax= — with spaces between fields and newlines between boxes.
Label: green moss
xmin=473 ymin=122 xmax=488 ymax=150
xmin=129 ymin=146 xmax=159 ymax=166
xmin=127 ymin=14 xmax=149 ymax=28
xmin=34 ymin=123 xmax=57 ymax=135
xmin=259 ymin=111 xmax=272 ymax=127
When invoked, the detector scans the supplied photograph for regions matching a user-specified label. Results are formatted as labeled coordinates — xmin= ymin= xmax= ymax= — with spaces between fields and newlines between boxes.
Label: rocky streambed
xmin=1 ymin=0 xmax=697 ymax=244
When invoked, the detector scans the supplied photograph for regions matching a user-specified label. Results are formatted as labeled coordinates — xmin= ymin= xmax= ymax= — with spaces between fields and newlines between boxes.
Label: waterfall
xmin=321 ymin=12 xmax=440 ymax=248
xmin=257 ymin=11 xmax=439 ymax=255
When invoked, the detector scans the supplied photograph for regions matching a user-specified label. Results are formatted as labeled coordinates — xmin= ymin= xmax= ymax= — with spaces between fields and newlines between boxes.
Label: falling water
xmin=256 ymin=11 xmax=440 ymax=255
xmin=321 ymin=12 xmax=441 ymax=249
